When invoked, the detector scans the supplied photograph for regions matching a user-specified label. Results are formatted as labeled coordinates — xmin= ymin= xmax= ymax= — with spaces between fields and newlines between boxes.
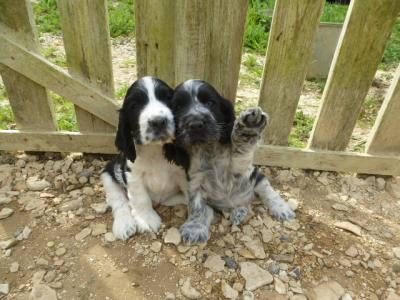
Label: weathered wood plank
xmin=174 ymin=0 xmax=211 ymax=85
xmin=258 ymin=0 xmax=324 ymax=145
xmin=0 ymin=33 xmax=119 ymax=127
xmin=0 ymin=130 xmax=115 ymax=154
xmin=254 ymin=145 xmax=400 ymax=176
xmin=309 ymin=0 xmax=400 ymax=151
xmin=58 ymin=0 xmax=115 ymax=133
xmin=0 ymin=0 xmax=56 ymax=131
xmin=208 ymin=0 xmax=248 ymax=100
xmin=366 ymin=65 xmax=400 ymax=155
xmin=135 ymin=0 xmax=175 ymax=86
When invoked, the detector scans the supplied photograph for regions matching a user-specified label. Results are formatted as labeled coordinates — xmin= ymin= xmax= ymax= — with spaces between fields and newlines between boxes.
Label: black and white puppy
xmin=101 ymin=77 xmax=187 ymax=240
xmin=169 ymin=80 xmax=295 ymax=244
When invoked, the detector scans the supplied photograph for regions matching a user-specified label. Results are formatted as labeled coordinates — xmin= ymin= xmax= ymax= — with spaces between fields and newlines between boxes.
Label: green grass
xmin=381 ymin=21 xmax=400 ymax=69
xmin=288 ymin=111 xmax=315 ymax=148
xmin=320 ymin=3 xmax=348 ymax=23
xmin=34 ymin=0 xmax=61 ymax=34
xmin=42 ymin=46 xmax=66 ymax=67
xmin=51 ymin=93 xmax=78 ymax=131
xmin=0 ymin=86 xmax=15 ymax=130
xmin=116 ymin=84 xmax=130 ymax=100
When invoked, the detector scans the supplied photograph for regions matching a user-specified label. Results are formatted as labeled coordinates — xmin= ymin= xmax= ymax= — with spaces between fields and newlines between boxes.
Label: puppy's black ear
xmin=115 ymin=109 xmax=136 ymax=162
xmin=219 ymin=97 xmax=236 ymax=144
xmin=163 ymin=143 xmax=190 ymax=173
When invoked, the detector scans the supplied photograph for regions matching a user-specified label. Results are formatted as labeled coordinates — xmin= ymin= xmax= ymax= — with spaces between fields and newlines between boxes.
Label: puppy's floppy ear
xmin=163 ymin=143 xmax=190 ymax=173
xmin=115 ymin=108 xmax=136 ymax=162
xmin=219 ymin=97 xmax=236 ymax=144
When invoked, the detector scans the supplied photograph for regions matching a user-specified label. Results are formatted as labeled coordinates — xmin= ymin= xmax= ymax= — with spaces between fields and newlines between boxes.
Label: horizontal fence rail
xmin=0 ymin=0 xmax=399 ymax=176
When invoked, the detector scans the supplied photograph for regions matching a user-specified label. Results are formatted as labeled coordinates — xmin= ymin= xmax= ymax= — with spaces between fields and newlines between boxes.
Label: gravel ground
xmin=0 ymin=153 xmax=400 ymax=299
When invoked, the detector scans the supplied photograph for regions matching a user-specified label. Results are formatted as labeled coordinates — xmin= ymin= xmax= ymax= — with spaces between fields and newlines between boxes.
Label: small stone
xmin=272 ymin=254 xmax=294 ymax=263
xmin=274 ymin=277 xmax=286 ymax=294
xmin=289 ymin=266 xmax=301 ymax=280
xmin=304 ymin=243 xmax=314 ymax=251
xmin=221 ymin=280 xmax=238 ymax=299
xmin=240 ymin=262 xmax=273 ymax=291
xmin=376 ymin=178 xmax=386 ymax=190
xmin=91 ymin=223 xmax=107 ymax=236
xmin=164 ymin=227 xmax=181 ymax=246
xmin=332 ymin=203 xmax=349 ymax=211
xmin=44 ymin=270 xmax=56 ymax=283
xmin=387 ymin=293 xmax=400 ymax=300
xmin=16 ymin=226 xmax=32 ymax=240
xmin=104 ymin=232 xmax=116 ymax=243
xmin=26 ymin=177 xmax=51 ymax=191
xmin=392 ymin=263 xmax=400 ymax=273
xmin=0 ymin=207 xmax=14 ymax=219
xmin=90 ymin=202 xmax=108 ymax=214
xmin=245 ymin=239 xmax=266 ymax=259
xmin=204 ymin=254 xmax=225 ymax=272
xmin=232 ymin=282 xmax=243 ymax=292
xmin=150 ymin=241 xmax=162 ymax=253
xmin=29 ymin=284 xmax=57 ymax=300
xmin=122 ymin=267 xmax=128 ymax=273
xmin=284 ymin=220 xmax=301 ymax=231
xmin=341 ymin=293 xmax=353 ymax=300
xmin=10 ymin=262 xmax=19 ymax=273
xmin=55 ymin=247 xmax=66 ymax=256
xmin=306 ymin=280 xmax=345 ymax=300
xmin=47 ymin=241 xmax=55 ymax=248
xmin=181 ymin=278 xmax=201 ymax=299
xmin=78 ymin=176 xmax=88 ymax=184
xmin=242 ymin=291 xmax=254 ymax=300
xmin=0 ymin=238 xmax=18 ymax=250
xmin=59 ymin=199 xmax=83 ymax=212
xmin=392 ymin=247 xmax=400 ymax=259
xmin=32 ymin=270 xmax=46 ymax=284
xmin=345 ymin=246 xmax=358 ymax=257
xmin=82 ymin=187 xmax=95 ymax=196
xmin=36 ymin=258 xmax=49 ymax=267
xmin=75 ymin=227 xmax=92 ymax=241
xmin=165 ymin=292 xmax=176 ymax=300
xmin=49 ymin=282 xmax=62 ymax=289
xmin=287 ymin=198 xmax=299 ymax=211
xmin=0 ymin=283 xmax=10 ymax=296
xmin=334 ymin=221 xmax=362 ymax=236
xmin=222 ymin=256 xmax=238 ymax=270
xmin=268 ymin=263 xmax=280 ymax=275
xmin=261 ymin=228 xmax=273 ymax=243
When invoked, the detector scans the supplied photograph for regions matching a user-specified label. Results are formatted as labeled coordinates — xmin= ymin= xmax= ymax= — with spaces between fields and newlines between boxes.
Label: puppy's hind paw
xmin=268 ymin=198 xmax=296 ymax=221
xmin=180 ymin=221 xmax=210 ymax=245
xmin=112 ymin=208 xmax=137 ymax=240
xmin=132 ymin=209 xmax=162 ymax=233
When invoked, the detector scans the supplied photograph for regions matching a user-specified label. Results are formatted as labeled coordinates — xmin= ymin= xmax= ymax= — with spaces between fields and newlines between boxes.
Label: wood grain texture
xmin=0 ymin=130 xmax=115 ymax=154
xmin=135 ymin=0 xmax=175 ymax=86
xmin=309 ymin=0 xmax=400 ymax=151
xmin=0 ymin=0 xmax=56 ymax=131
xmin=366 ymin=65 xmax=400 ymax=155
xmin=258 ymin=0 xmax=324 ymax=145
xmin=58 ymin=0 xmax=115 ymax=133
xmin=0 ymin=34 xmax=119 ymax=127
xmin=254 ymin=145 xmax=400 ymax=176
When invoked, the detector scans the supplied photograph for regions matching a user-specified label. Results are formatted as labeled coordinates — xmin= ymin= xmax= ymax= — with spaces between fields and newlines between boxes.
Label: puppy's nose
xmin=149 ymin=117 xmax=168 ymax=130
xmin=188 ymin=120 xmax=205 ymax=131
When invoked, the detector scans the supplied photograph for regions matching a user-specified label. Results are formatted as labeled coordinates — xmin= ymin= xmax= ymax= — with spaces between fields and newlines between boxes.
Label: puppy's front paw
xmin=230 ymin=206 xmax=249 ymax=226
xmin=240 ymin=107 xmax=268 ymax=130
xmin=112 ymin=208 xmax=137 ymax=240
xmin=180 ymin=221 xmax=210 ymax=245
xmin=268 ymin=196 xmax=296 ymax=221
xmin=132 ymin=209 xmax=162 ymax=233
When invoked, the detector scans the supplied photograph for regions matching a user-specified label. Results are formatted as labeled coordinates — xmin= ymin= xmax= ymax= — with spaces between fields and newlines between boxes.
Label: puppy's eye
xmin=205 ymin=100 xmax=214 ymax=107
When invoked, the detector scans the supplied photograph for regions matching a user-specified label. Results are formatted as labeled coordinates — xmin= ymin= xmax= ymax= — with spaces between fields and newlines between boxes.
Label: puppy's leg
xmin=101 ymin=172 xmax=136 ymax=240
xmin=254 ymin=172 xmax=295 ymax=220
xmin=126 ymin=172 xmax=162 ymax=233
xmin=180 ymin=191 xmax=214 ymax=245
xmin=231 ymin=107 xmax=268 ymax=174
xmin=230 ymin=206 xmax=249 ymax=226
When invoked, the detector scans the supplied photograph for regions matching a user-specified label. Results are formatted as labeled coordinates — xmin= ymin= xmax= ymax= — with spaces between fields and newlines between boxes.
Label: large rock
xmin=306 ymin=280 xmax=345 ymax=300
xmin=240 ymin=262 xmax=273 ymax=291
xmin=29 ymin=284 xmax=57 ymax=300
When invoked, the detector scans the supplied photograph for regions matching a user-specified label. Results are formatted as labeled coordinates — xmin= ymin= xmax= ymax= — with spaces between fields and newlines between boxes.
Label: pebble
xmin=164 ymin=227 xmax=181 ymax=246
xmin=240 ymin=262 xmax=273 ymax=291
xmin=306 ymin=280 xmax=345 ymax=300
xmin=245 ymin=239 xmax=266 ymax=259
xmin=82 ymin=187 xmax=95 ymax=196
xmin=392 ymin=247 xmax=400 ymax=259
xmin=36 ymin=258 xmax=49 ymax=267
xmin=221 ymin=280 xmax=238 ymax=299
xmin=10 ymin=262 xmax=19 ymax=273
xmin=150 ymin=241 xmax=162 ymax=253
xmin=222 ymin=256 xmax=238 ymax=270
xmin=387 ymin=293 xmax=400 ymax=300
xmin=272 ymin=254 xmax=294 ymax=263
xmin=16 ymin=226 xmax=32 ymax=240
xmin=47 ymin=241 xmax=55 ymax=248
xmin=30 ymin=284 xmax=57 ymax=300
xmin=0 ymin=238 xmax=18 ymax=250
xmin=90 ymin=202 xmax=108 ymax=214
xmin=288 ymin=198 xmax=299 ymax=211
xmin=26 ymin=177 xmax=51 ymax=191
xmin=181 ymin=278 xmax=201 ymax=299
xmin=91 ymin=223 xmax=107 ymax=236
xmin=204 ymin=254 xmax=225 ymax=272
xmin=104 ymin=232 xmax=116 ymax=243
xmin=0 ymin=283 xmax=10 ymax=296
xmin=44 ymin=270 xmax=56 ymax=283
xmin=334 ymin=221 xmax=362 ymax=236
xmin=345 ymin=246 xmax=358 ymax=257
xmin=284 ymin=220 xmax=301 ymax=231
xmin=75 ymin=227 xmax=92 ymax=241
xmin=342 ymin=293 xmax=353 ymax=300
xmin=0 ymin=207 xmax=14 ymax=219
xmin=261 ymin=228 xmax=273 ymax=243
xmin=59 ymin=199 xmax=83 ymax=212
xmin=55 ymin=247 xmax=66 ymax=256
xmin=165 ymin=292 xmax=176 ymax=299
xmin=332 ymin=203 xmax=349 ymax=211
xmin=274 ymin=277 xmax=287 ymax=294
xmin=242 ymin=290 xmax=255 ymax=300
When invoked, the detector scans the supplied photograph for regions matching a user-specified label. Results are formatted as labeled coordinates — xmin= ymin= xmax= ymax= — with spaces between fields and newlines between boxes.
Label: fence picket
xmin=58 ymin=0 xmax=115 ymax=133
xmin=0 ymin=0 xmax=56 ymax=131
xmin=308 ymin=0 xmax=400 ymax=151
xmin=258 ymin=0 xmax=324 ymax=145
xmin=366 ymin=65 xmax=400 ymax=155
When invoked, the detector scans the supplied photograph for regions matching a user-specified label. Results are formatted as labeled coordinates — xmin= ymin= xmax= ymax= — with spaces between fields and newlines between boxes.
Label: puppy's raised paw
xmin=240 ymin=107 xmax=268 ymax=130
xmin=180 ymin=221 xmax=210 ymax=245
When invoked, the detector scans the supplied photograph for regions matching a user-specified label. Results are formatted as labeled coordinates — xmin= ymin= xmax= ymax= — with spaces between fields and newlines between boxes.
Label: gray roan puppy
xmin=167 ymin=79 xmax=296 ymax=244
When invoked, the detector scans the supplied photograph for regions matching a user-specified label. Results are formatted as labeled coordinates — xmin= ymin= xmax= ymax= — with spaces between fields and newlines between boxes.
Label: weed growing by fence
xmin=0 ymin=85 xmax=14 ymax=130
xmin=289 ymin=111 xmax=315 ymax=148
xmin=51 ymin=93 xmax=78 ymax=132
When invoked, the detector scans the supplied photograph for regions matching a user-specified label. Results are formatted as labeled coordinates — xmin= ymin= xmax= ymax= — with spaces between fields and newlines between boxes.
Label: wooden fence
xmin=0 ymin=0 xmax=399 ymax=176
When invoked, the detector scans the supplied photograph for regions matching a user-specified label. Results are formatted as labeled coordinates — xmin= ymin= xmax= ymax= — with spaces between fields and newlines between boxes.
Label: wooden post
xmin=258 ymin=0 xmax=324 ymax=145
xmin=308 ymin=0 xmax=400 ymax=151
xmin=366 ymin=65 xmax=400 ymax=155
xmin=58 ymin=0 xmax=115 ymax=133
xmin=0 ymin=0 xmax=56 ymax=131
xmin=135 ymin=0 xmax=175 ymax=87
